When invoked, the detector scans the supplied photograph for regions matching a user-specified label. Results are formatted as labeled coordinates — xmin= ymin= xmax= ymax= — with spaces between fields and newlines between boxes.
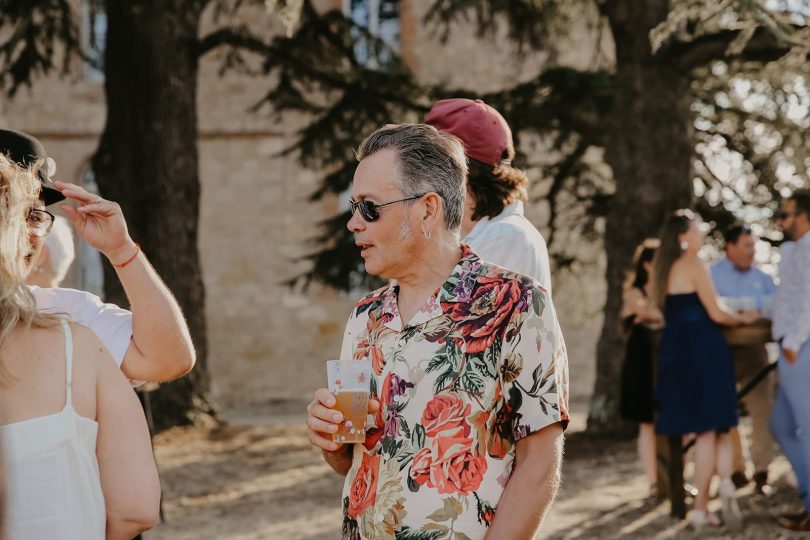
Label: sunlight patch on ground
xmin=225 ymin=510 xmax=343 ymax=540
xmin=166 ymin=463 xmax=334 ymax=509
xmin=617 ymin=502 xmax=669 ymax=535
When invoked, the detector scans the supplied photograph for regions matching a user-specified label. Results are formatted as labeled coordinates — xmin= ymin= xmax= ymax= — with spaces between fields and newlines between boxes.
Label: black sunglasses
xmin=349 ymin=193 xmax=427 ymax=222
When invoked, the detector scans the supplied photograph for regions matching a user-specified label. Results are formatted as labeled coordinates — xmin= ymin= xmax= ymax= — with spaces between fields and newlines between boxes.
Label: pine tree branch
xmin=0 ymin=0 xmax=81 ymax=97
xmin=196 ymin=27 xmax=271 ymax=57
xmin=660 ymin=24 xmax=802 ymax=70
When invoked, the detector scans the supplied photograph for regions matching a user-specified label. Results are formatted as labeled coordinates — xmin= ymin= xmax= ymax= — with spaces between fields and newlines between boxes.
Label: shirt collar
xmin=721 ymin=256 xmax=751 ymax=274
xmin=378 ymin=244 xmax=483 ymax=331
xmin=463 ymin=200 xmax=524 ymax=242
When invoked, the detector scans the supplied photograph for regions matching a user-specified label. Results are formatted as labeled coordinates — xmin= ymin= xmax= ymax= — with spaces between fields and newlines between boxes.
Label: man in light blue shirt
xmin=711 ymin=224 xmax=777 ymax=495
xmin=712 ymin=225 xmax=777 ymax=312
xmin=770 ymin=191 xmax=810 ymax=531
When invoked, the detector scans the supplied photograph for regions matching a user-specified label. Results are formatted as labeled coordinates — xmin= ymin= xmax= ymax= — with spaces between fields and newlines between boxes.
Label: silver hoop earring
xmin=424 ymin=230 xmax=431 ymax=240
xmin=680 ymin=241 xmax=689 ymax=251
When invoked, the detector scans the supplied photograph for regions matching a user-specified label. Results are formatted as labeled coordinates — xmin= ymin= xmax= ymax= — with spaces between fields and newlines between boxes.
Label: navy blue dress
xmin=655 ymin=293 xmax=738 ymax=435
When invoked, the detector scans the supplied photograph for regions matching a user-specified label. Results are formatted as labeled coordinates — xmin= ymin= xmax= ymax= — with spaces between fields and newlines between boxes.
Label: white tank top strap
xmin=61 ymin=319 xmax=74 ymax=409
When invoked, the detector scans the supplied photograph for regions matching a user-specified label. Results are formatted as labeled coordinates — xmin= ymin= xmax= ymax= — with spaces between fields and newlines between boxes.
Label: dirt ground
xmin=142 ymin=405 xmax=805 ymax=540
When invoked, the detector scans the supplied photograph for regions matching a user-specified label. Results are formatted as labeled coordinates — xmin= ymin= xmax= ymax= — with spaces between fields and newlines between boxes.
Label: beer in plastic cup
xmin=326 ymin=359 xmax=371 ymax=444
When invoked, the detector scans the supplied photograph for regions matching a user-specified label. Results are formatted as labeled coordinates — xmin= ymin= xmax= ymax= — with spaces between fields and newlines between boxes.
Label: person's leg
xmin=729 ymin=427 xmax=748 ymax=481
xmin=716 ymin=430 xmax=743 ymax=528
xmin=692 ymin=431 xmax=716 ymax=512
xmin=639 ymin=422 xmax=657 ymax=491
xmin=741 ymin=345 xmax=776 ymax=476
xmin=779 ymin=345 xmax=810 ymax=512
xmin=716 ymin=432 xmax=733 ymax=480
xmin=771 ymin=371 xmax=809 ymax=503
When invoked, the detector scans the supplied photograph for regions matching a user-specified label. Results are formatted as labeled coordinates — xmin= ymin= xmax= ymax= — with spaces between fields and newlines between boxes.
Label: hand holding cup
xmin=306 ymin=387 xmax=379 ymax=453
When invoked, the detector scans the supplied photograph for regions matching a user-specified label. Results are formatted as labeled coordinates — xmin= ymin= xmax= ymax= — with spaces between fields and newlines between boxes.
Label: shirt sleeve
xmin=499 ymin=281 xmax=569 ymax=442
xmin=35 ymin=287 xmax=132 ymax=367
xmin=709 ymin=262 xmax=724 ymax=292
xmin=762 ymin=271 xmax=777 ymax=296
xmin=783 ymin=247 xmax=810 ymax=352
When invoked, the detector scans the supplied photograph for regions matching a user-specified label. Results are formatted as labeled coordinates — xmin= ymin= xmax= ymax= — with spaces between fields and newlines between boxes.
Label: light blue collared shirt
xmin=710 ymin=257 xmax=776 ymax=312
xmin=773 ymin=233 xmax=810 ymax=352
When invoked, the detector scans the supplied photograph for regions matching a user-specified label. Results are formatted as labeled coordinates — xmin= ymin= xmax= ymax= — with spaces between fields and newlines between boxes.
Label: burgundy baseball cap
xmin=425 ymin=98 xmax=512 ymax=168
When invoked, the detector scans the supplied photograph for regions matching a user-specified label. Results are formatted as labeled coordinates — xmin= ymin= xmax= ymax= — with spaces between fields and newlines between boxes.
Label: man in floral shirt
xmin=306 ymin=124 xmax=569 ymax=540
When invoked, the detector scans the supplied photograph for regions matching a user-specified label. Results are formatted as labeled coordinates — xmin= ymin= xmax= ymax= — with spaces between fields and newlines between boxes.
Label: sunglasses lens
xmin=360 ymin=202 xmax=379 ymax=222
xmin=350 ymin=201 xmax=379 ymax=222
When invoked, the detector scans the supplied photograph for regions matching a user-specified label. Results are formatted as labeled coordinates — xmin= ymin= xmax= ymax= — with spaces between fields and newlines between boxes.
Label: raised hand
xmin=55 ymin=181 xmax=137 ymax=264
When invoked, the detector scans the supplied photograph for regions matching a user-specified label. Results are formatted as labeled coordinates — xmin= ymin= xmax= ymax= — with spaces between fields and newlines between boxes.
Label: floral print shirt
xmin=338 ymin=245 xmax=569 ymax=540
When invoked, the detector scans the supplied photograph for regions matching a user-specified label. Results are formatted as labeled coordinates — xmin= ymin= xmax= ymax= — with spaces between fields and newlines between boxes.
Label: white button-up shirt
xmin=463 ymin=201 xmax=552 ymax=294
xmin=30 ymin=286 xmax=132 ymax=366
xmin=773 ymin=233 xmax=810 ymax=352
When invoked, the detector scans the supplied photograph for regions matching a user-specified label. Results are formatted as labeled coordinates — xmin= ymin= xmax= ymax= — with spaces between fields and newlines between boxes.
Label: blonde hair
xmin=0 ymin=154 xmax=57 ymax=379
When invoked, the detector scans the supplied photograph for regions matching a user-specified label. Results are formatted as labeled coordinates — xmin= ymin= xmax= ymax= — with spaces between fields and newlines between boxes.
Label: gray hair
xmin=356 ymin=124 xmax=467 ymax=232
xmin=42 ymin=216 xmax=75 ymax=285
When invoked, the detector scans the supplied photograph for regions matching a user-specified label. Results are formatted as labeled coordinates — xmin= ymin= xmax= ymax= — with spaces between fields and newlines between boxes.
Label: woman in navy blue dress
xmin=651 ymin=210 xmax=756 ymax=529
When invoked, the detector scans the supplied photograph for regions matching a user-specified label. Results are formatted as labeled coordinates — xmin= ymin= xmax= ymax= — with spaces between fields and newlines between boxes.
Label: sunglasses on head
xmin=349 ymin=193 xmax=427 ymax=222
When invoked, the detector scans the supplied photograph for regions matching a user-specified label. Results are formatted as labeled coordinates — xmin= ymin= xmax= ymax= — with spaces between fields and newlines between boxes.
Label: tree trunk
xmin=92 ymin=0 xmax=215 ymax=432
xmin=587 ymin=0 xmax=694 ymax=433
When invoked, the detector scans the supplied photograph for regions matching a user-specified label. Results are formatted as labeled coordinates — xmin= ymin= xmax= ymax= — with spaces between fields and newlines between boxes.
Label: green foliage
xmin=256 ymin=0 xmax=618 ymax=287
xmin=423 ymin=0 xmax=581 ymax=56
xmin=2 ymin=0 xmax=807 ymax=292
xmin=692 ymin=56 xmax=810 ymax=245
xmin=270 ymin=0 xmax=809 ymax=289
xmin=0 ymin=0 xmax=81 ymax=96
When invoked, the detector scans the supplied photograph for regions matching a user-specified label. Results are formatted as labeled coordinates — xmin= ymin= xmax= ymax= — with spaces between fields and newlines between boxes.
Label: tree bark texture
xmin=92 ymin=0 xmax=214 ymax=431
xmin=587 ymin=0 xmax=694 ymax=433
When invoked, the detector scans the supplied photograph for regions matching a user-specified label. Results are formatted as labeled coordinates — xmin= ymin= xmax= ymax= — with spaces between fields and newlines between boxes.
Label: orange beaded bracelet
xmin=112 ymin=243 xmax=141 ymax=268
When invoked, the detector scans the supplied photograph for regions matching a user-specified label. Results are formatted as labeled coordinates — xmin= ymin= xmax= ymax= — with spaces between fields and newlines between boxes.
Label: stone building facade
xmin=0 ymin=1 xmax=607 ymax=423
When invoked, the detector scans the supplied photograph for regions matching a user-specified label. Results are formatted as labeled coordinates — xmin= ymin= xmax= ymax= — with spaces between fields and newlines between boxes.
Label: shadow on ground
xmin=145 ymin=424 xmax=804 ymax=539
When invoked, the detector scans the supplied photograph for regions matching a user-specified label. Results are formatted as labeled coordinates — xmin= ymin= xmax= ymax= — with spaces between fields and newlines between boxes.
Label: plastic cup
xmin=326 ymin=359 xmax=371 ymax=443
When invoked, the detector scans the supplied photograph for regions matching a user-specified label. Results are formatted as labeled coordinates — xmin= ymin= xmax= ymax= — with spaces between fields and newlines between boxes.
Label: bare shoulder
xmin=676 ymin=255 xmax=706 ymax=275
xmin=624 ymin=287 xmax=644 ymax=302
xmin=68 ymin=322 xmax=116 ymax=371
xmin=622 ymin=287 xmax=644 ymax=311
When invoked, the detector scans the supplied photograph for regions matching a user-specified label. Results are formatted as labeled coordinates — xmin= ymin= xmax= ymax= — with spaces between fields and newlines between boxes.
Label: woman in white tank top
xmin=0 ymin=155 xmax=160 ymax=539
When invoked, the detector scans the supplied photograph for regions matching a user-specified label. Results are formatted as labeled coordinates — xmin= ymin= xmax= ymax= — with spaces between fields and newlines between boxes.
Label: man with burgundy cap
xmin=0 ymin=128 xmax=195 ymax=383
xmin=425 ymin=98 xmax=552 ymax=293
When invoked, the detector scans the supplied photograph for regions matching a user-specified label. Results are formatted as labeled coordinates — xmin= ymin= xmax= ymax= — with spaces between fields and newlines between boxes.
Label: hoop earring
xmin=680 ymin=241 xmax=689 ymax=251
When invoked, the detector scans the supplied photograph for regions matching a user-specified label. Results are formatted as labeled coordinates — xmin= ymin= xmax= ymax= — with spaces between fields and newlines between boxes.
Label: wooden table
xmin=656 ymin=321 xmax=773 ymax=518
xmin=724 ymin=320 xmax=773 ymax=347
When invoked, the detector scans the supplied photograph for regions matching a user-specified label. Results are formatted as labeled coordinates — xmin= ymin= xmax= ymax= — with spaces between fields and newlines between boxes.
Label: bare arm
xmin=622 ymin=288 xmax=662 ymax=325
xmin=484 ymin=423 xmax=564 ymax=539
xmin=692 ymin=259 xmax=742 ymax=326
xmin=114 ymin=251 xmax=195 ymax=381
xmin=57 ymin=181 xmax=195 ymax=382
xmin=77 ymin=326 xmax=160 ymax=539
